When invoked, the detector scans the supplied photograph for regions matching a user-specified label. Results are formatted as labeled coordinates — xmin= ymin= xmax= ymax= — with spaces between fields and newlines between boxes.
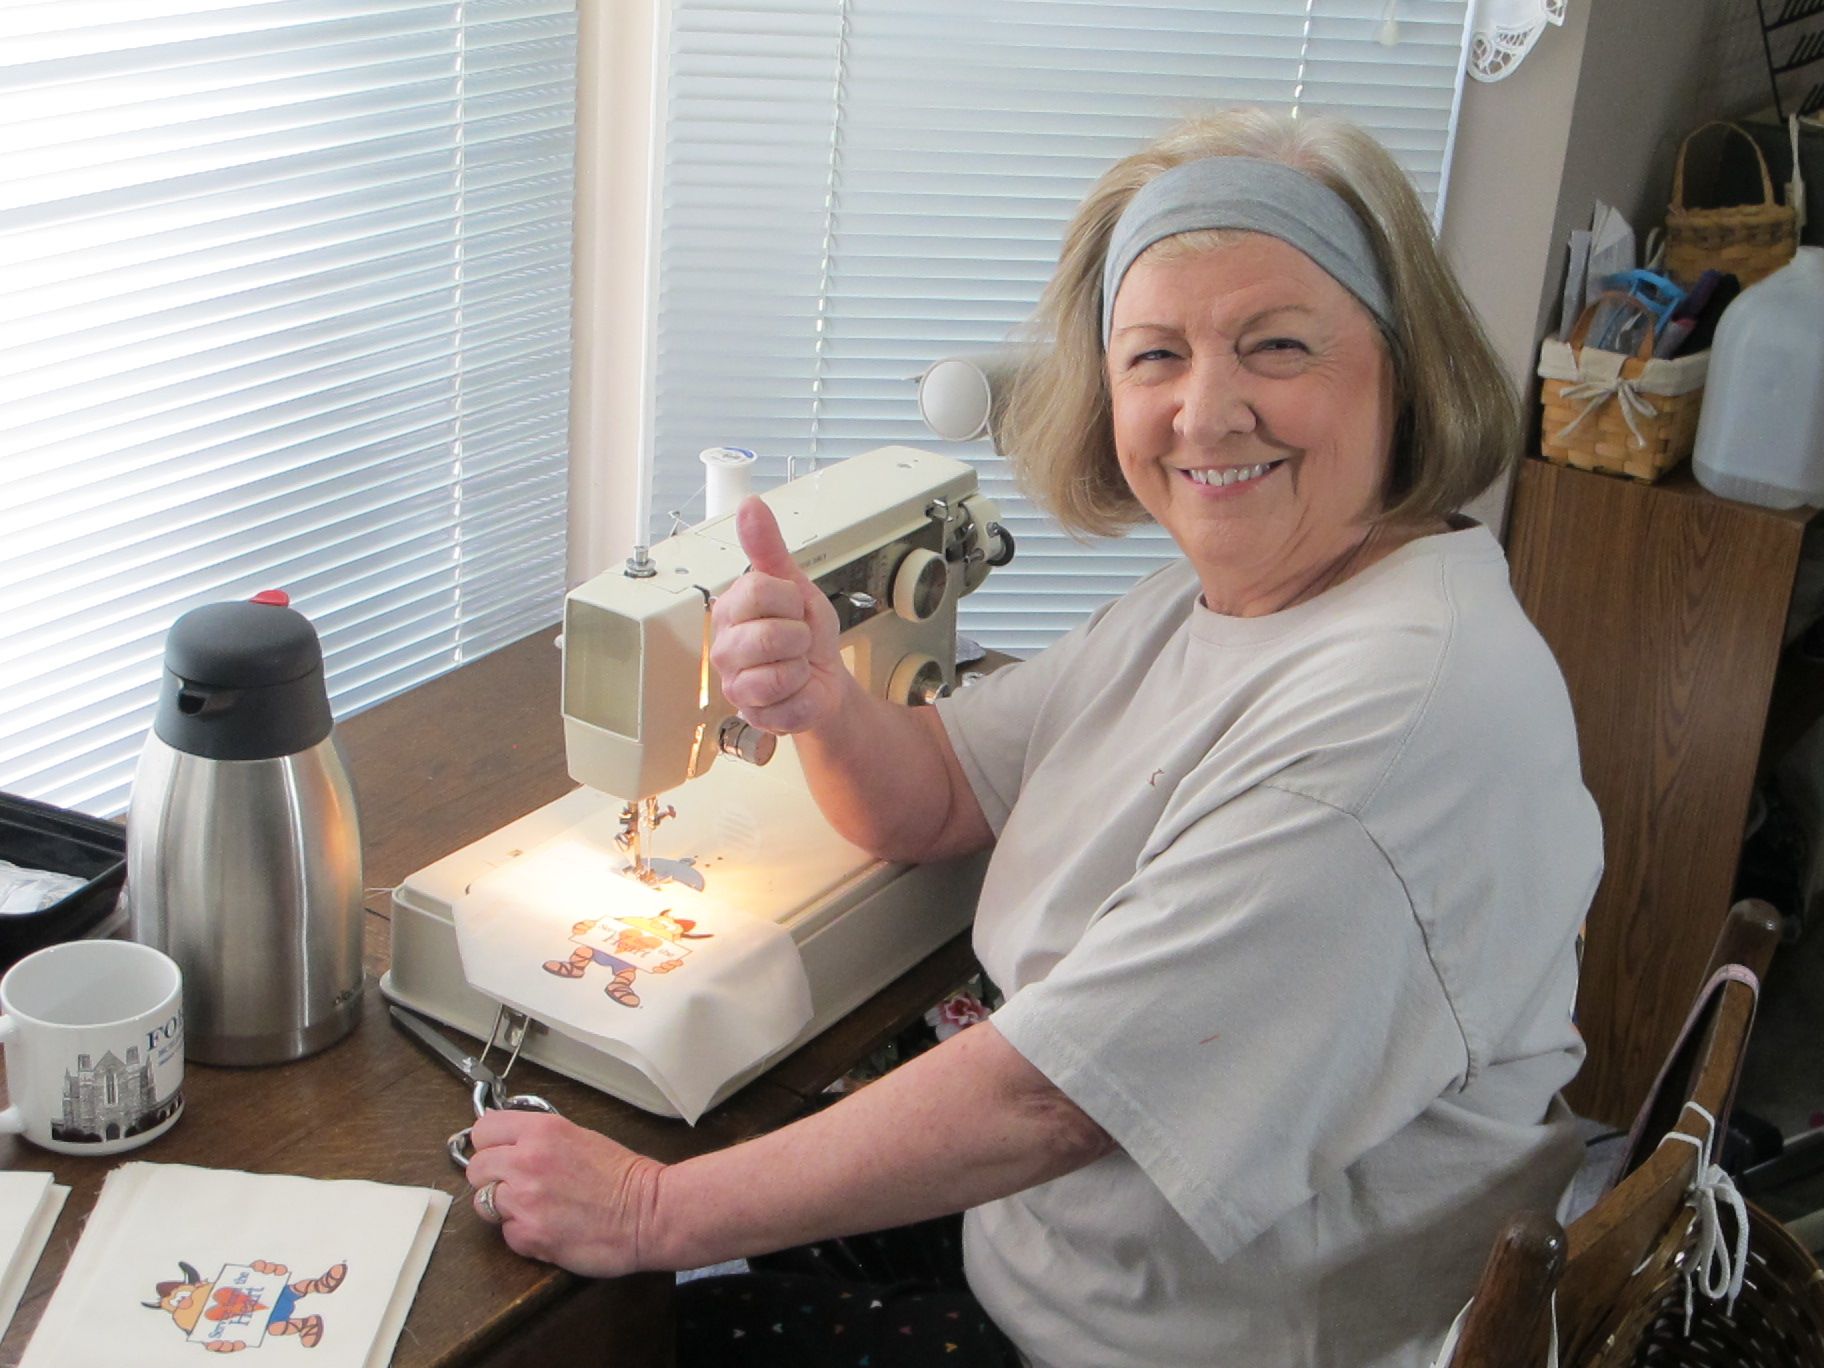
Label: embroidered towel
xmin=21 ymin=1163 xmax=448 ymax=1368
xmin=453 ymin=834 xmax=813 ymax=1123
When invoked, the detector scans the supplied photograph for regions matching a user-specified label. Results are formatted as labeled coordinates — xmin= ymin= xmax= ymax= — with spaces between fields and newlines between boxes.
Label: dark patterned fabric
xmin=678 ymin=1217 xmax=1020 ymax=1367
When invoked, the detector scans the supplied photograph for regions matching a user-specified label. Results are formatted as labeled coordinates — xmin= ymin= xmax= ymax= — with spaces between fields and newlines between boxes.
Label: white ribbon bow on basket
xmin=1554 ymin=373 xmax=1661 ymax=449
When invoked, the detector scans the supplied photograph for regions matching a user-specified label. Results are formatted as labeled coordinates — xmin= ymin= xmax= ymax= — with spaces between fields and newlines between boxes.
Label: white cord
xmin=1660 ymin=1101 xmax=1749 ymax=1335
xmin=1376 ymin=0 xmax=1399 ymax=45
xmin=1429 ymin=1290 xmax=1559 ymax=1367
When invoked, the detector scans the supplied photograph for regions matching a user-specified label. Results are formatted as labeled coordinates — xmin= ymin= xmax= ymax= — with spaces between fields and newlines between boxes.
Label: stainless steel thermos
xmin=128 ymin=592 xmax=363 ymax=1064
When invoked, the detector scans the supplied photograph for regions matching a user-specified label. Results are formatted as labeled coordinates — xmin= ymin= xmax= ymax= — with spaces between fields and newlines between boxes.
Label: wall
xmin=1439 ymin=3 xmax=1589 ymax=390
xmin=1549 ymin=1 xmax=1769 ymax=341
xmin=1438 ymin=2 xmax=1591 ymax=531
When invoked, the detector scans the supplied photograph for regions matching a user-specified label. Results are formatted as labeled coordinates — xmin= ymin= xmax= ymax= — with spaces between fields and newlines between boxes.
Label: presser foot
xmin=619 ymin=855 xmax=706 ymax=891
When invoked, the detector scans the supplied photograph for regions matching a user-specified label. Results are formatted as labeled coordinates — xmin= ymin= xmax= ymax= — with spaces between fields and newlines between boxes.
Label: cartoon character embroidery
xmin=541 ymin=910 xmax=713 ymax=1007
xmin=145 ymin=1259 xmax=346 ymax=1353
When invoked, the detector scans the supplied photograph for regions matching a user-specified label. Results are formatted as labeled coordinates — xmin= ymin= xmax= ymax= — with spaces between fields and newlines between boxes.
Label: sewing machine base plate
xmin=382 ymin=786 xmax=984 ymax=1118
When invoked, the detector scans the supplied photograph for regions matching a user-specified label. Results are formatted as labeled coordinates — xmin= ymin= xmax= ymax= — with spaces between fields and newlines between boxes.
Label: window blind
xmin=0 ymin=0 xmax=577 ymax=817
xmin=650 ymin=0 xmax=1470 ymax=654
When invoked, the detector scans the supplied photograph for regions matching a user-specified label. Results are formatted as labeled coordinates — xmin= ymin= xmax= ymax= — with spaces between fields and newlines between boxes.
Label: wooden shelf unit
xmin=1506 ymin=458 xmax=1815 ymax=1127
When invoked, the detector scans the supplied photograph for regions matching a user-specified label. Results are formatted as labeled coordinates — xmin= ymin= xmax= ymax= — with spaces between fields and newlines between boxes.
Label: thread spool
xmin=700 ymin=446 xmax=757 ymax=520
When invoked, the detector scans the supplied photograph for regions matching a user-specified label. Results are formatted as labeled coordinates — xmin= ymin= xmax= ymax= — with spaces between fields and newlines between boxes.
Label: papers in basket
xmin=452 ymin=836 xmax=813 ymax=1123
xmin=20 ymin=1163 xmax=449 ymax=1368
xmin=0 ymin=1171 xmax=67 ymax=1342
xmin=1558 ymin=201 xmax=1640 ymax=340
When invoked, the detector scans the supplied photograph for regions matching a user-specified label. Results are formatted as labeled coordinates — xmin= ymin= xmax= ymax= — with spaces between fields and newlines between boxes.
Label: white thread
xmin=699 ymin=447 xmax=757 ymax=520
xmin=1659 ymin=1101 xmax=1749 ymax=1335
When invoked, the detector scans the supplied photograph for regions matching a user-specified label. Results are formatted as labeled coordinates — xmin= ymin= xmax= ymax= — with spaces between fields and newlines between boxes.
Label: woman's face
xmin=1105 ymin=232 xmax=1399 ymax=615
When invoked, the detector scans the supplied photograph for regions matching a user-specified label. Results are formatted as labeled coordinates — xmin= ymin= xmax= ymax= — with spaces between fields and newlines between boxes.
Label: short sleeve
xmin=989 ymin=782 xmax=1470 ymax=1261
xmin=935 ymin=606 xmax=1111 ymax=834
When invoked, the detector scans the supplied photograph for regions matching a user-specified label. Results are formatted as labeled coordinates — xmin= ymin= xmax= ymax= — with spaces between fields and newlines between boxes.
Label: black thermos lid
xmin=152 ymin=592 xmax=333 ymax=761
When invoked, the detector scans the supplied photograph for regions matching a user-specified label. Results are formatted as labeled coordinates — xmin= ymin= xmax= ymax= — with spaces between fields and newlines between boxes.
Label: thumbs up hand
xmin=709 ymin=496 xmax=849 ymax=735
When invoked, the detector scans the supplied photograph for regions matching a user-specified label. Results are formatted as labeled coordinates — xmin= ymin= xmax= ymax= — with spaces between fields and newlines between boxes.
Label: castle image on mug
xmin=53 ymin=1046 xmax=183 ymax=1145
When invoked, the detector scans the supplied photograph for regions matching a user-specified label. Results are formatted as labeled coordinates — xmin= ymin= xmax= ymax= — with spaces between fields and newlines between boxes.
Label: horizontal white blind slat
xmin=0 ymin=0 xmax=577 ymax=817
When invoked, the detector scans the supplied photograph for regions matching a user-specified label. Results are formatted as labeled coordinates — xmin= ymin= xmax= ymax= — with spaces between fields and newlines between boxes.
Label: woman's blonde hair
xmin=999 ymin=108 xmax=1519 ymax=536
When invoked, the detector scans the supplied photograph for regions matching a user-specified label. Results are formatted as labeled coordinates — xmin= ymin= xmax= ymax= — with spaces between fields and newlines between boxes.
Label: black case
xmin=0 ymin=792 xmax=127 ymax=972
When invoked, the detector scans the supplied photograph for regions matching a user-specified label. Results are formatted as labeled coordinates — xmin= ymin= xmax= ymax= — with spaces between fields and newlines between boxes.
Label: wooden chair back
xmin=1449 ymin=899 xmax=1781 ymax=1366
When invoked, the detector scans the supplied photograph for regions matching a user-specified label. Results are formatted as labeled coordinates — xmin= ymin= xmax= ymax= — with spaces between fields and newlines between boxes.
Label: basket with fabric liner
xmin=1537 ymin=293 xmax=1707 ymax=484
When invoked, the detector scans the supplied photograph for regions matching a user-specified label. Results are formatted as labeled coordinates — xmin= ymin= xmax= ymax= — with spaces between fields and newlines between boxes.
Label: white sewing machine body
xmin=381 ymin=447 xmax=1007 ymax=1117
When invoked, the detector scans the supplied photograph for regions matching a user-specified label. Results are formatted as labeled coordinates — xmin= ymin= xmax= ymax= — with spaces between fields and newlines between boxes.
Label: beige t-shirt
xmin=935 ymin=524 xmax=1603 ymax=1368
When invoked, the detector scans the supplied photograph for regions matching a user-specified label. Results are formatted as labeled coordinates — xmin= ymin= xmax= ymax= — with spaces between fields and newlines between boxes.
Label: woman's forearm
xmin=794 ymin=675 xmax=992 ymax=863
xmin=646 ymin=1021 xmax=1114 ymax=1271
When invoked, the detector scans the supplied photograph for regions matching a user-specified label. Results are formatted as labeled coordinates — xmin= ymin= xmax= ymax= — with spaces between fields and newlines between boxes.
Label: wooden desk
xmin=0 ymin=629 xmax=979 ymax=1366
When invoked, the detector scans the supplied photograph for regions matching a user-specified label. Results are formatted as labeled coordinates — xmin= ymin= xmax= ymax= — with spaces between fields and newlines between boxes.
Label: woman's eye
xmin=1241 ymin=338 xmax=1311 ymax=373
xmin=1132 ymin=348 xmax=1176 ymax=364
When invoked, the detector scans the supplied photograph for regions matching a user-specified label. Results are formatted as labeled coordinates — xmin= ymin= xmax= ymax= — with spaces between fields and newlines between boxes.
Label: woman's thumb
xmin=735 ymin=496 xmax=803 ymax=582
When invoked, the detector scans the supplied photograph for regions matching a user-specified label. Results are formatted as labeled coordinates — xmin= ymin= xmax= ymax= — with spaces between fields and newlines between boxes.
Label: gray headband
xmin=1100 ymin=157 xmax=1394 ymax=345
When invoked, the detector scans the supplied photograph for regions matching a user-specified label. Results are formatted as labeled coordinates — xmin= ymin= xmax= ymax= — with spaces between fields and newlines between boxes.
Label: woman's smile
xmin=1175 ymin=459 xmax=1288 ymax=492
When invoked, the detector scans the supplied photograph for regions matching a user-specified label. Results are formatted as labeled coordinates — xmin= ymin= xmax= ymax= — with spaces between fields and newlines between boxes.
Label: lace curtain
xmin=1466 ymin=0 xmax=1568 ymax=81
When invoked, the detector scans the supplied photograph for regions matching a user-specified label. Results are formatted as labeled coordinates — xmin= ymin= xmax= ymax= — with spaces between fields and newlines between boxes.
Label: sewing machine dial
xmin=954 ymin=494 xmax=1013 ymax=592
xmin=816 ymin=536 xmax=941 ymax=632
xmin=891 ymin=549 xmax=947 ymax=622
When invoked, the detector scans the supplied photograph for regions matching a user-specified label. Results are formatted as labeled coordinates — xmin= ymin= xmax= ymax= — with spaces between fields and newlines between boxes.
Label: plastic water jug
xmin=127 ymin=592 xmax=364 ymax=1064
xmin=1692 ymin=247 xmax=1824 ymax=509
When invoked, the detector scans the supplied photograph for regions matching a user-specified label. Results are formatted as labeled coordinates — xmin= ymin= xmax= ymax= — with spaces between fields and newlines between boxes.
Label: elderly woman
xmin=464 ymin=108 xmax=1602 ymax=1367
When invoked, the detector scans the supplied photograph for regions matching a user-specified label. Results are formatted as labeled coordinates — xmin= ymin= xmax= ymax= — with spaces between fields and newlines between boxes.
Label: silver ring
xmin=475 ymin=1179 xmax=504 ymax=1225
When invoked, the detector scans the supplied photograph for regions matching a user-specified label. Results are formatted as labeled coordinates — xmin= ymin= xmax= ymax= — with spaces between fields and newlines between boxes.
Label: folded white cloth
xmin=453 ymin=836 xmax=813 ymax=1122
xmin=0 ymin=1172 xmax=65 ymax=1343
xmin=22 ymin=1162 xmax=448 ymax=1368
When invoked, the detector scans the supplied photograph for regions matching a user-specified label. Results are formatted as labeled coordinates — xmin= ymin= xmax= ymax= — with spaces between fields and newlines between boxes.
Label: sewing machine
xmin=380 ymin=446 xmax=1012 ymax=1117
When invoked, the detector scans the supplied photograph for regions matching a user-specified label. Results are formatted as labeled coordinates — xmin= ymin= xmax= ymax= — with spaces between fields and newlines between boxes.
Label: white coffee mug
xmin=0 ymin=939 xmax=184 ymax=1155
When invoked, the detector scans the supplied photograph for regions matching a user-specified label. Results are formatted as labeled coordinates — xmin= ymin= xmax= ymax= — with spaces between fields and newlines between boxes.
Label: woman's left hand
xmin=463 ymin=1110 xmax=668 ymax=1277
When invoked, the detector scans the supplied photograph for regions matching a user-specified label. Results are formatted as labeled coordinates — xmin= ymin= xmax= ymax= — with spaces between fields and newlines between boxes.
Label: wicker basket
xmin=1537 ymin=294 xmax=1707 ymax=483
xmin=1578 ymin=1200 xmax=1824 ymax=1367
xmin=1665 ymin=122 xmax=1798 ymax=289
